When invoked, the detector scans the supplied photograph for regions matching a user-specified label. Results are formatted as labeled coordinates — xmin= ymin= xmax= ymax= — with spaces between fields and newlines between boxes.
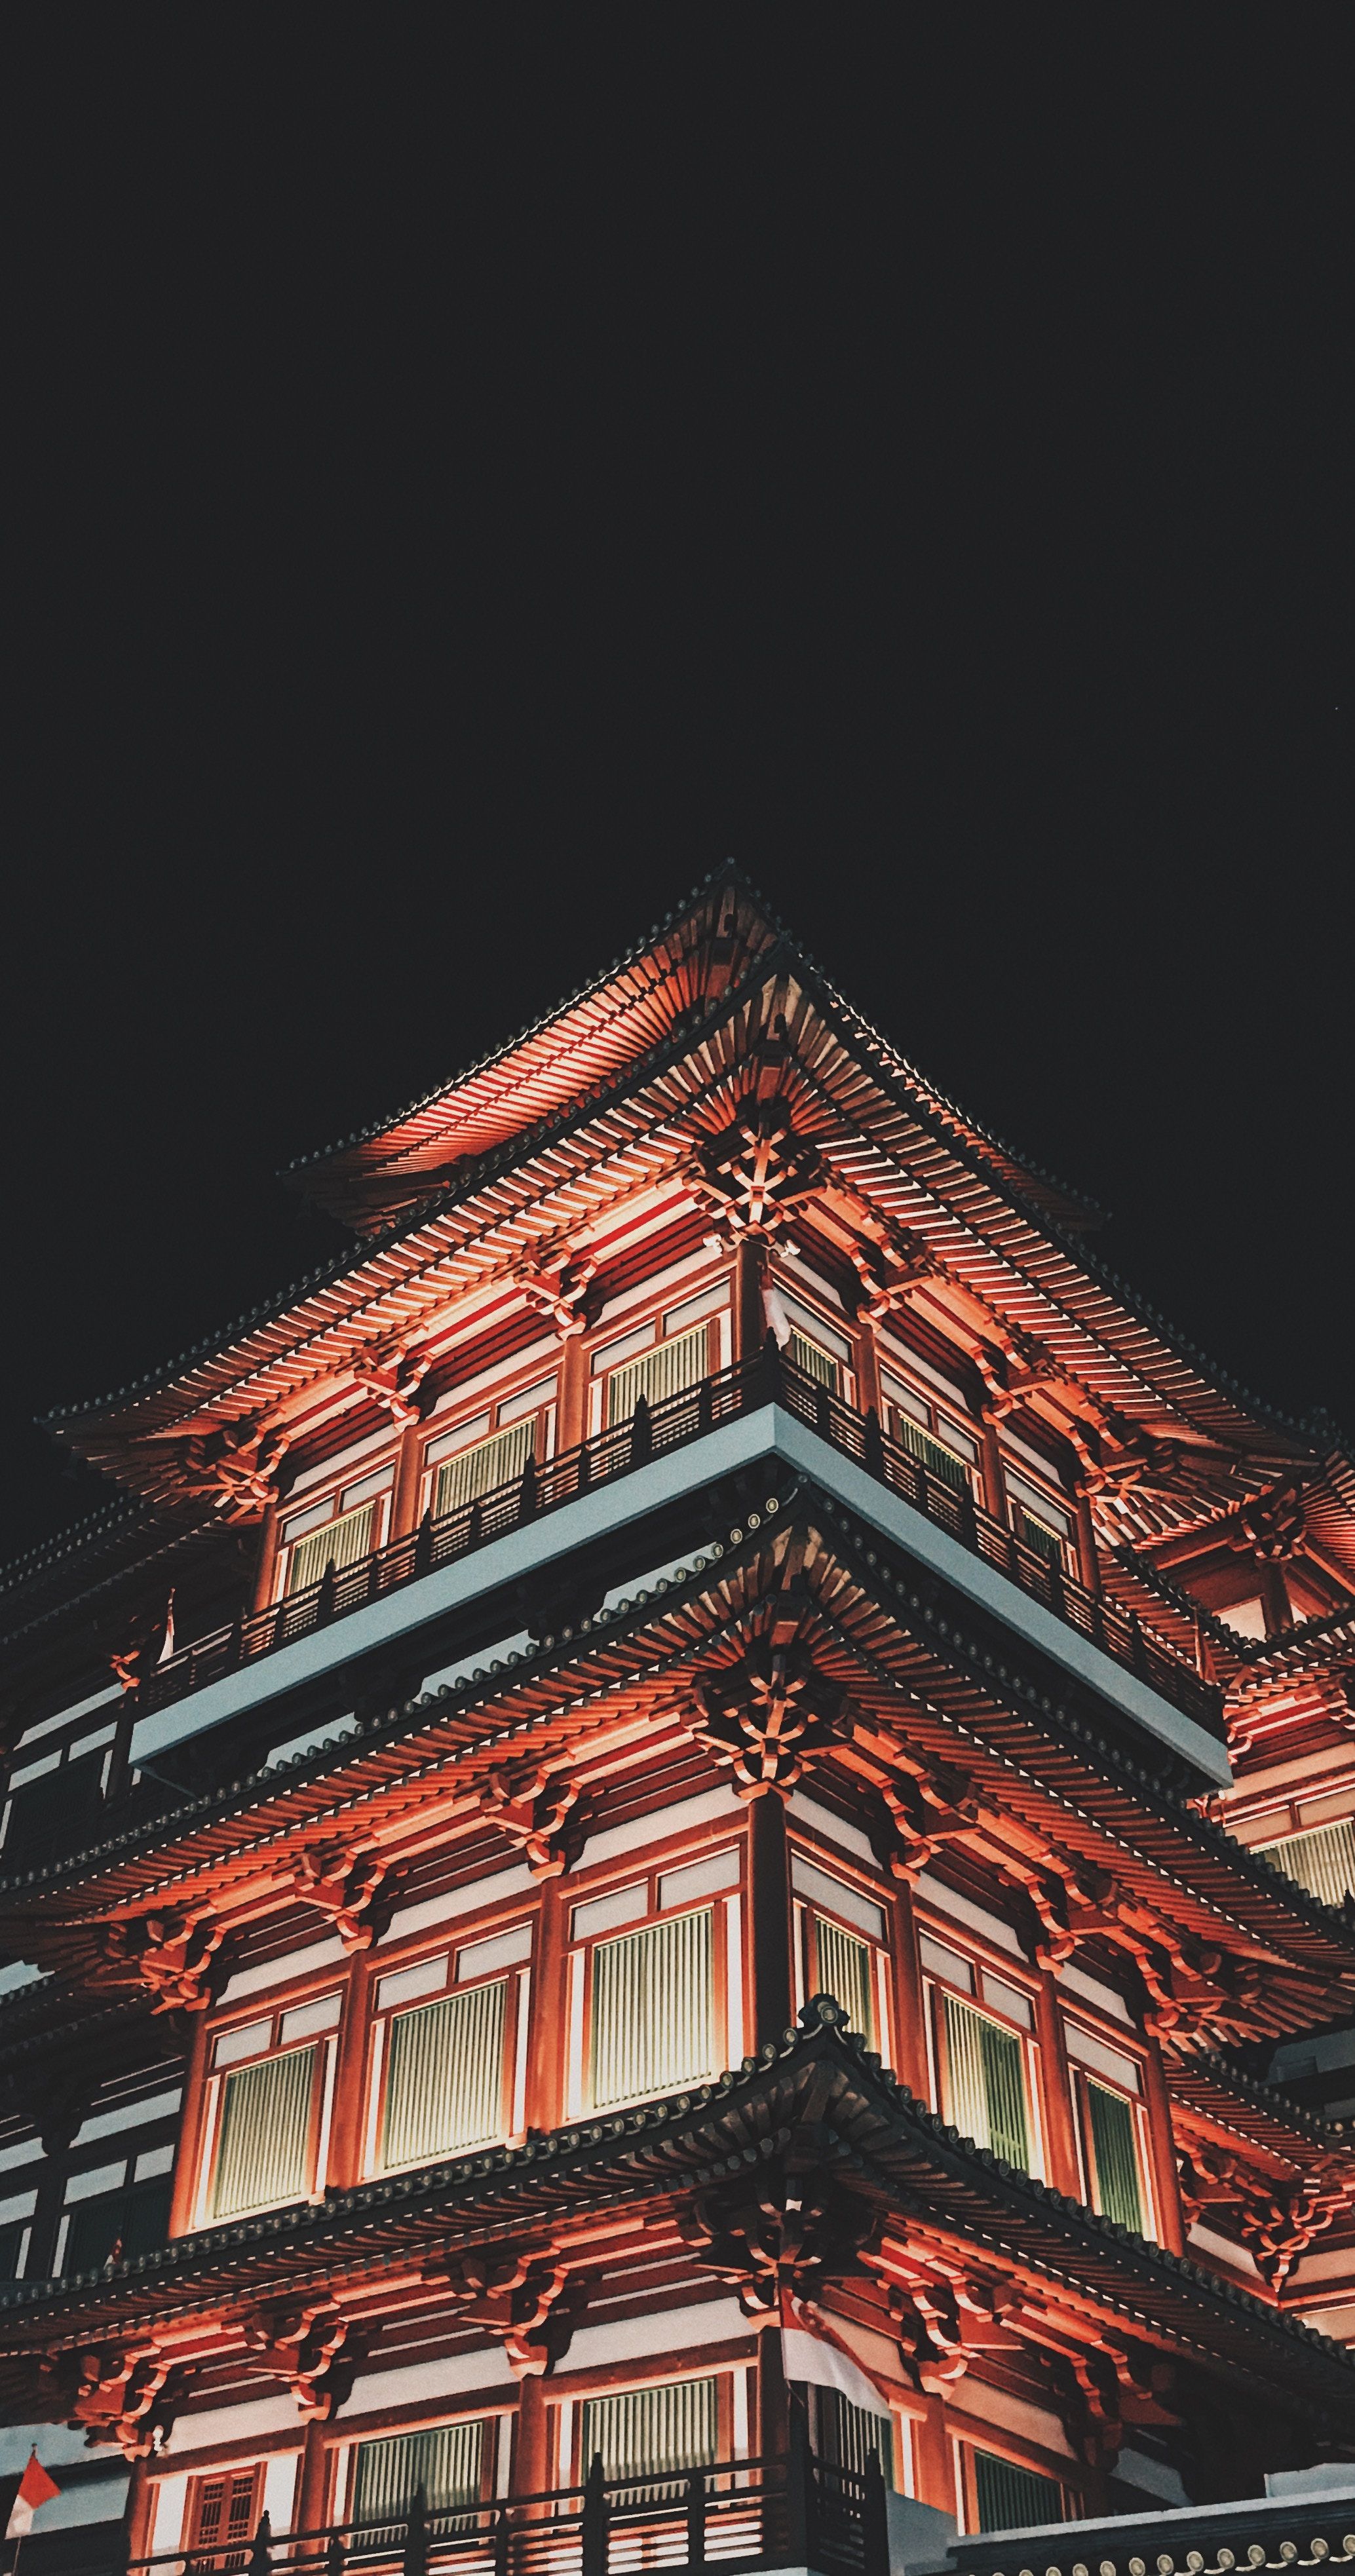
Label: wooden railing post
xmin=492 ymin=2505 xmax=510 ymax=2576
xmin=581 ymin=2455 xmax=608 ymax=2576
xmin=862 ymin=2452 xmax=890 ymax=2576
xmin=325 ymin=2533 xmax=345 ymax=2576
xmin=316 ymin=1563 xmax=337 ymax=1627
xmin=413 ymin=1509 xmax=434 ymax=1578
xmin=630 ymin=1394 xmax=652 ymax=1467
xmin=685 ymin=2467 xmax=706 ymax=2570
xmin=785 ymin=2402 xmax=814 ymax=2571
xmin=404 ymin=2486 xmax=428 ymax=2576
xmin=863 ymin=1403 xmax=885 ymax=1477
xmin=247 ymin=2514 xmax=272 ymax=2576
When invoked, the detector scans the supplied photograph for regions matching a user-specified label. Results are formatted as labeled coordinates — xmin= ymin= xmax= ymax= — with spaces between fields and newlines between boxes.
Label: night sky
xmin=2 ymin=16 xmax=1350 ymax=1571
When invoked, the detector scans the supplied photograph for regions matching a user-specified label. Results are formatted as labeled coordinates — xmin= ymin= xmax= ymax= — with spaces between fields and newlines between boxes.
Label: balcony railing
xmin=121 ymin=1344 xmax=1221 ymax=1741
xmin=93 ymin=2442 xmax=883 ymax=2576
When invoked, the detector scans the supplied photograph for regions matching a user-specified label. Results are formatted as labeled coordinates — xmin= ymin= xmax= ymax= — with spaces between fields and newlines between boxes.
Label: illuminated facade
xmin=3 ymin=872 xmax=1355 ymax=2575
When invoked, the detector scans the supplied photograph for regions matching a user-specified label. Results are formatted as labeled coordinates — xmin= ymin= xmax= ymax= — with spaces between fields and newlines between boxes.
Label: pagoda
xmin=4 ymin=870 xmax=1355 ymax=2576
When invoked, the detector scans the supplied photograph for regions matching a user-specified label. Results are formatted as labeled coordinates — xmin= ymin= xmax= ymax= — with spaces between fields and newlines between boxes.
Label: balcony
xmin=64 ymin=2438 xmax=890 ymax=2576
xmin=126 ymin=1346 xmax=1217 ymax=1739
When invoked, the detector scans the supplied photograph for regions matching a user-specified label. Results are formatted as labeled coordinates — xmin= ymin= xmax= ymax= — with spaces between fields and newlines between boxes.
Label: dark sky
xmin=1 ymin=16 xmax=1350 ymax=1570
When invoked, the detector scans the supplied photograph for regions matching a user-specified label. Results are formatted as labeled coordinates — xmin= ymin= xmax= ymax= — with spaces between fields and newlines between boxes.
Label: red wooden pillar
xmin=391 ymin=1418 xmax=425 ymax=1542
xmin=1142 ymin=2030 xmax=1187 ymax=2254
xmin=889 ymin=1882 xmax=930 ymax=2102
xmin=1074 ymin=1491 xmax=1101 ymax=1597
xmin=748 ymin=1792 xmax=792 ymax=2053
xmin=525 ymin=1881 xmax=567 ymax=2133
xmin=1033 ymin=1977 xmax=1082 ymax=2200
xmin=854 ymin=1317 xmax=882 ymax=1422
xmin=558 ymin=1332 xmax=588 ymax=1456
xmin=978 ymin=1417 xmax=1006 ymax=1526
xmin=295 ymin=2423 xmax=333 ymax=2535
xmin=168 ymin=2008 xmax=214 ymax=2237
xmin=250 ymin=1500 xmax=281 ymax=1615
xmin=324 ymin=1954 xmax=371 ymax=2190
xmin=514 ymin=2377 xmax=550 ymax=2495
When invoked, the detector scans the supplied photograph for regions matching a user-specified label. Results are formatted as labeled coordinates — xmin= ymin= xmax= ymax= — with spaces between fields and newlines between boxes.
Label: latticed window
xmin=187 ymin=2466 xmax=261 ymax=2568
xmin=895 ymin=1415 xmax=969 ymax=1493
xmin=381 ymin=1980 xmax=508 ymax=2167
xmin=353 ymin=2419 xmax=487 ymax=2526
xmin=1259 ymin=1819 xmax=1355 ymax=1911
xmin=591 ymin=1908 xmax=714 ymax=2108
xmin=286 ymin=1497 xmax=377 ymax=1596
xmin=971 ymin=2449 xmax=1062 ymax=2532
xmin=212 ymin=2044 xmax=316 ymax=2219
xmin=581 ymin=2376 xmax=718 ymax=2484
xmin=788 ymin=1327 xmax=839 ymax=1393
xmin=1085 ymin=2081 xmax=1144 ymax=2232
xmin=942 ymin=1996 xmax=1030 ymax=2171
xmin=434 ymin=1418 xmax=535 ymax=1520
xmin=605 ymin=1321 xmax=708 ymax=1427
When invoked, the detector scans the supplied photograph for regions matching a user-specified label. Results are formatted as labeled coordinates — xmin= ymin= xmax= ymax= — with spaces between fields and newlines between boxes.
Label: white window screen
xmin=942 ymin=1994 xmax=1029 ymax=2171
xmin=814 ymin=1916 xmax=874 ymax=2045
xmin=590 ymin=1908 xmax=714 ymax=2108
xmin=789 ymin=1329 xmax=839 ymax=1392
xmin=605 ymin=1324 xmax=707 ymax=1427
xmin=354 ymin=2419 xmax=486 ymax=2524
xmin=381 ymin=1979 xmax=508 ymax=2168
xmin=1259 ymin=1819 xmax=1355 ymax=1910
xmin=287 ymin=1500 xmax=377 ymax=1596
xmin=581 ymin=2377 xmax=718 ymax=2483
xmin=434 ymin=1418 xmax=535 ymax=1520
xmin=212 ymin=2045 xmax=315 ymax=2218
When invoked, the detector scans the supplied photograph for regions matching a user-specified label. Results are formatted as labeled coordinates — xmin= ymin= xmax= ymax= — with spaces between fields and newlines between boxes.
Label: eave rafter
xmin=7 ymin=1506 xmax=1354 ymax=2045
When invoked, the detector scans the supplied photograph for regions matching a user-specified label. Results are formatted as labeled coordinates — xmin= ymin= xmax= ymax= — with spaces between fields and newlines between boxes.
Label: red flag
xmin=7 ymin=2452 xmax=60 ymax=2539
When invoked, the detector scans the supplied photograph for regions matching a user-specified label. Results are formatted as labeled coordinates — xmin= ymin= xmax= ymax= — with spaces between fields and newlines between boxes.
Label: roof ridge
xmin=282 ymin=862 xmax=776 ymax=1178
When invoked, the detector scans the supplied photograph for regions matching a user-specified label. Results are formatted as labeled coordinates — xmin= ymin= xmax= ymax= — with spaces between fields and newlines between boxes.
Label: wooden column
xmin=250 ymin=1500 xmax=281 ymax=1616
xmin=294 ymin=2423 xmax=332 ymax=2536
xmin=124 ymin=2462 xmax=157 ymax=2566
xmin=1259 ymin=1559 xmax=1291 ymax=1638
xmin=854 ymin=1317 xmax=882 ymax=1421
xmin=514 ymin=2376 xmax=551 ymax=2495
xmin=324 ymin=1956 xmax=370 ymax=2191
xmin=748 ymin=1792 xmax=792 ymax=2052
xmin=1073 ymin=1491 xmax=1100 ymax=1595
xmin=525 ymin=1882 xmax=567 ymax=2133
xmin=909 ymin=2399 xmax=953 ymax=2516
xmin=978 ymin=1416 xmax=1006 ymax=1525
xmin=558 ymin=1331 xmax=588 ymax=1456
xmin=1033 ymin=1976 xmax=1082 ymax=2199
xmin=168 ymin=2008 xmax=214 ymax=2238
xmin=889 ymin=1883 xmax=930 ymax=2101
xmin=735 ymin=1239 xmax=765 ymax=1367
xmin=1142 ymin=2030 xmax=1187 ymax=2254
xmin=391 ymin=1418 xmax=425 ymax=1542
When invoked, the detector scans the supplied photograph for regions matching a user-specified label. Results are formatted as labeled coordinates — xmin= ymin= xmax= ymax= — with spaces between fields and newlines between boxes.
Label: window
xmin=0 ymin=2218 xmax=30 ymax=2282
xmin=425 ymin=1367 xmax=558 ymax=1524
xmin=581 ymin=2376 xmax=719 ymax=2485
xmin=811 ymin=2389 xmax=894 ymax=2488
xmin=187 ymin=2467 xmax=263 ymax=2570
xmin=879 ymin=1373 xmax=980 ymax=1498
xmin=366 ymin=1927 xmax=531 ymax=2174
xmin=277 ymin=1467 xmax=393 ymax=1599
xmin=197 ymin=1994 xmax=341 ymax=2223
xmin=773 ymin=1291 xmax=853 ymax=1401
xmin=62 ymin=2174 xmax=172 ymax=2275
xmin=1 ymin=1719 xmax=117 ymax=1854
xmin=353 ymin=2421 xmax=491 ymax=2528
xmin=567 ymin=1847 xmax=742 ymax=2115
xmin=601 ymin=1319 xmax=710 ymax=1428
xmin=1259 ymin=1819 xmax=1355 ymax=1910
xmin=1063 ymin=2021 xmax=1151 ymax=2237
xmin=1002 ymin=1468 xmax=1076 ymax=1577
xmin=791 ymin=1853 xmax=890 ymax=2055
xmin=970 ymin=2449 xmax=1063 ymax=2532
xmin=921 ymin=1935 xmax=1040 ymax=2176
